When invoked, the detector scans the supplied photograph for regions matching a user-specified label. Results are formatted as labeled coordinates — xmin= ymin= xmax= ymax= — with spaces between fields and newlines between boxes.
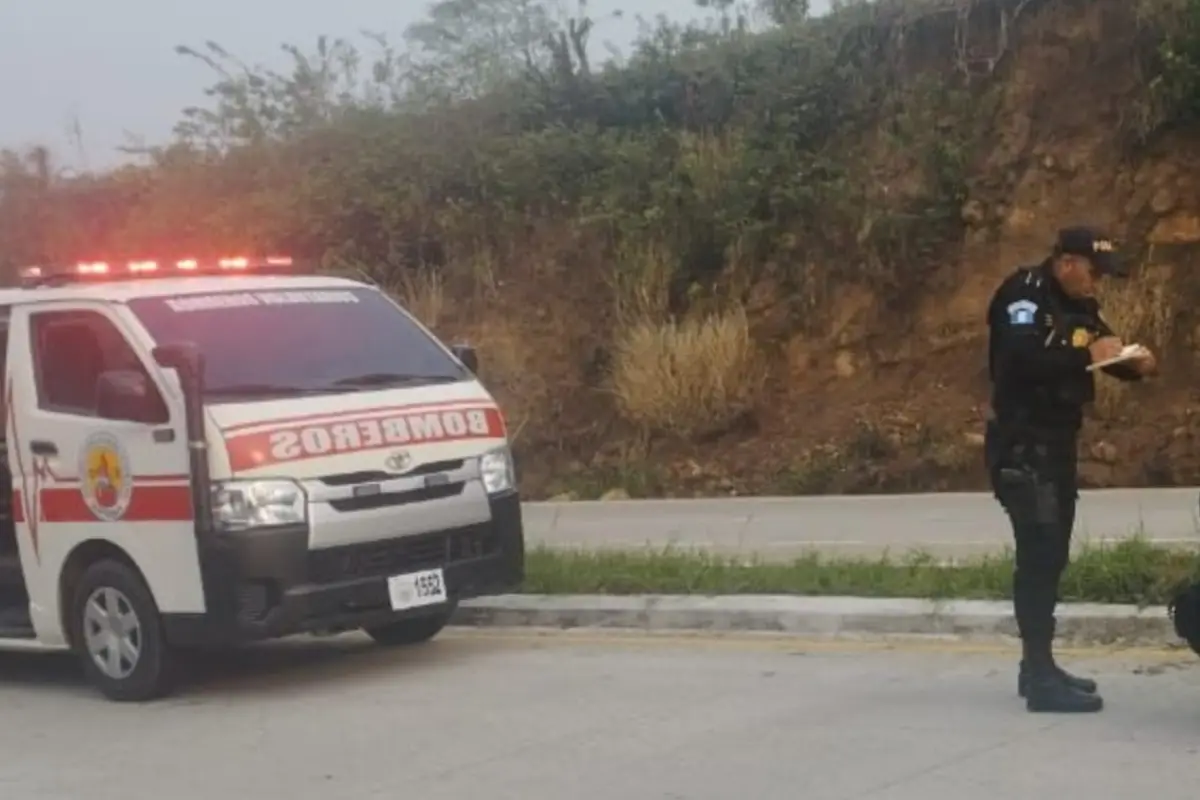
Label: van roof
xmin=0 ymin=274 xmax=371 ymax=306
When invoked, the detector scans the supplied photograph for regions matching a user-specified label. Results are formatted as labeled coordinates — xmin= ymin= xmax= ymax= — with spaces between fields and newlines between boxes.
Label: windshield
xmin=127 ymin=286 xmax=468 ymax=401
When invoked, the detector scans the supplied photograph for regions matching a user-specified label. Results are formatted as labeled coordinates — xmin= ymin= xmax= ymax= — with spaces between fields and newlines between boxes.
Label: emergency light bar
xmin=17 ymin=256 xmax=296 ymax=287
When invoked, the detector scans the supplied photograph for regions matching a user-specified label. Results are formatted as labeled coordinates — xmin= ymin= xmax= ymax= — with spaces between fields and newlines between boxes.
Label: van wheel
xmin=365 ymin=604 xmax=456 ymax=647
xmin=70 ymin=559 xmax=176 ymax=702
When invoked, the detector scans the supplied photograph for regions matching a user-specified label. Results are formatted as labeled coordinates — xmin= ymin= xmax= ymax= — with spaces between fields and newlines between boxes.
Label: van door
xmin=6 ymin=301 xmax=204 ymax=646
xmin=0 ymin=307 xmax=30 ymax=635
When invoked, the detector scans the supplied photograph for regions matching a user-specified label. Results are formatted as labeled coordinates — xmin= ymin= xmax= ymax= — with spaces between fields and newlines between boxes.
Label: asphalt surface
xmin=523 ymin=487 xmax=1200 ymax=559
xmin=3 ymin=629 xmax=1200 ymax=798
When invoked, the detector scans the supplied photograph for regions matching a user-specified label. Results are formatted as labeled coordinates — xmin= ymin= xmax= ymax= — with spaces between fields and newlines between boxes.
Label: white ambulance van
xmin=0 ymin=256 xmax=525 ymax=701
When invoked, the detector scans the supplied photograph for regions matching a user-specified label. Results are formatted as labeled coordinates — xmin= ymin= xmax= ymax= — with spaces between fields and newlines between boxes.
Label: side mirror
xmin=153 ymin=341 xmax=202 ymax=372
xmin=451 ymin=343 xmax=479 ymax=374
xmin=96 ymin=370 xmax=163 ymax=424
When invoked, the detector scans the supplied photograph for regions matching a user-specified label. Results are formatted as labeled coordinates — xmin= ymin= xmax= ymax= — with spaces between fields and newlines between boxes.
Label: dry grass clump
xmin=1094 ymin=261 xmax=1174 ymax=418
xmin=461 ymin=316 xmax=553 ymax=446
xmin=611 ymin=305 xmax=767 ymax=438
xmin=392 ymin=266 xmax=446 ymax=331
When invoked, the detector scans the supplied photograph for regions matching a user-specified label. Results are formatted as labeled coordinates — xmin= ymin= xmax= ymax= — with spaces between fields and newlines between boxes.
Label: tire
xmin=69 ymin=559 xmax=177 ymax=702
xmin=364 ymin=603 xmax=456 ymax=647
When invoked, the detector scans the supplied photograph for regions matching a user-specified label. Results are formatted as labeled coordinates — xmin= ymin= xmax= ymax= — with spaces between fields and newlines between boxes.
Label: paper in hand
xmin=1087 ymin=343 xmax=1149 ymax=372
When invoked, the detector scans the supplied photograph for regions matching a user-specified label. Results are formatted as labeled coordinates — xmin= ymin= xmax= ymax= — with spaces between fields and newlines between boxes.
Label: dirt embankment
xmin=475 ymin=0 xmax=1200 ymax=500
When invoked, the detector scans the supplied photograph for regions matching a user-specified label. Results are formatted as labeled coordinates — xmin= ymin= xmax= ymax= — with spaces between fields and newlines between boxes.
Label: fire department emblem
xmin=79 ymin=432 xmax=133 ymax=521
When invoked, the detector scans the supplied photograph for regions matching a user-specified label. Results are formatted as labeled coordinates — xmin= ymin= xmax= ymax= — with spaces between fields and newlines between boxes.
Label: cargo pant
xmin=984 ymin=421 xmax=1079 ymax=652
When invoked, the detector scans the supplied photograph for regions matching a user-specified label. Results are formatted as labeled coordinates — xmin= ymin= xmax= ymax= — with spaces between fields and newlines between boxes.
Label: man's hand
xmin=1088 ymin=336 xmax=1124 ymax=364
xmin=1131 ymin=346 xmax=1159 ymax=376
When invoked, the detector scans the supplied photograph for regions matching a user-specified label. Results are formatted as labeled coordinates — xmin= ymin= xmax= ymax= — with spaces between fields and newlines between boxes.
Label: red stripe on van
xmin=12 ymin=485 xmax=193 ymax=523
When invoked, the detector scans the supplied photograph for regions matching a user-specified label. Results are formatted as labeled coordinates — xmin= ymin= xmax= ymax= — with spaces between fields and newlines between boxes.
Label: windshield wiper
xmin=208 ymin=383 xmax=329 ymax=397
xmin=330 ymin=372 xmax=461 ymax=389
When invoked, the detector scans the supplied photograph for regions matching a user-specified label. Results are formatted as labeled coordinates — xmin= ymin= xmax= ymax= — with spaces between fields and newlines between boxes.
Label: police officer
xmin=984 ymin=226 xmax=1158 ymax=713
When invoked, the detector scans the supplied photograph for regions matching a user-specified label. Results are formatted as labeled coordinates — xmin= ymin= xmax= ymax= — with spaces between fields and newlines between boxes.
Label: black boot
xmin=1024 ymin=671 xmax=1103 ymax=712
xmin=1018 ymin=660 xmax=1097 ymax=697
xmin=1019 ymin=639 xmax=1102 ymax=713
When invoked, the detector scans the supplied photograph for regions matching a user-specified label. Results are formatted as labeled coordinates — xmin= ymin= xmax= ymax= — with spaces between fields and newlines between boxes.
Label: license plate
xmin=387 ymin=568 xmax=448 ymax=611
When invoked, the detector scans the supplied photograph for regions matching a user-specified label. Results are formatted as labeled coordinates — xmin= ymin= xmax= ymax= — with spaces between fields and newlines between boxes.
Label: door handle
xmin=30 ymin=440 xmax=57 ymax=456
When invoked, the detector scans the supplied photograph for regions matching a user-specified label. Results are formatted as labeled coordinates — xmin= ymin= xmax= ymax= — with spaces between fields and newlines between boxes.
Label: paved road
xmin=523 ymin=487 xmax=1200 ymax=559
xmin=2 ymin=629 xmax=1200 ymax=799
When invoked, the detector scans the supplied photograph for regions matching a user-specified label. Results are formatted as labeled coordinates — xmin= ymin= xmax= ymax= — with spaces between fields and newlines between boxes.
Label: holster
xmin=985 ymin=419 xmax=1060 ymax=525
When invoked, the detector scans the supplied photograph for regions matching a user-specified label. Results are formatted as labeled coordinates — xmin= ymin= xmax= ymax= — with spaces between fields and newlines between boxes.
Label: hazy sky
xmin=2 ymin=0 xmax=831 ymax=170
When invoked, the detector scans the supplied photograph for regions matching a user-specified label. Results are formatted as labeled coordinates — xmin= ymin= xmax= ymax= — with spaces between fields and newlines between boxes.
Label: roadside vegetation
xmin=522 ymin=537 xmax=1200 ymax=607
xmin=5 ymin=0 xmax=1200 ymax=496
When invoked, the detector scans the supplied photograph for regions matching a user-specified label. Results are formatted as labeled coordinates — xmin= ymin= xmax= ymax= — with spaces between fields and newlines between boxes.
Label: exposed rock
xmin=1151 ymin=186 xmax=1177 ymax=215
xmin=834 ymin=350 xmax=856 ymax=378
xmin=599 ymin=488 xmax=631 ymax=501
xmin=1124 ymin=194 xmax=1148 ymax=218
xmin=1004 ymin=206 xmax=1036 ymax=232
xmin=1078 ymin=462 xmax=1114 ymax=488
xmin=1149 ymin=212 xmax=1200 ymax=244
xmin=963 ymin=432 xmax=986 ymax=448
xmin=961 ymin=199 xmax=987 ymax=226
xmin=1090 ymin=441 xmax=1118 ymax=464
xmin=786 ymin=335 xmax=815 ymax=376
xmin=829 ymin=286 xmax=878 ymax=346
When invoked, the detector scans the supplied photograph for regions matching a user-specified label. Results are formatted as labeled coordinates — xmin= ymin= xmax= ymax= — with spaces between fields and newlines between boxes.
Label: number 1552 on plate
xmin=387 ymin=568 xmax=448 ymax=611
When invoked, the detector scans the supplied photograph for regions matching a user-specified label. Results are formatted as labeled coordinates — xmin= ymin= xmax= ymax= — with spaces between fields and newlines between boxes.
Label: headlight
xmin=480 ymin=447 xmax=516 ymax=495
xmin=211 ymin=480 xmax=306 ymax=531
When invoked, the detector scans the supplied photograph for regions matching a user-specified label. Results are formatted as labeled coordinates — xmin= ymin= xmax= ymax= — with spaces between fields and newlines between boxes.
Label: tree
xmin=759 ymin=0 xmax=809 ymax=26
xmin=404 ymin=0 xmax=563 ymax=103
xmin=167 ymin=34 xmax=413 ymax=151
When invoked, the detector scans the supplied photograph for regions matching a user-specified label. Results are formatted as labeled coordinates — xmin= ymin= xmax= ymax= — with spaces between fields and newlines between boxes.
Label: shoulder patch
xmin=1006 ymin=299 xmax=1038 ymax=326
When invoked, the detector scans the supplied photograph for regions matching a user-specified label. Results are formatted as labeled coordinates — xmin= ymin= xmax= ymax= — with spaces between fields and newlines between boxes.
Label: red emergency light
xmin=17 ymin=255 xmax=297 ymax=287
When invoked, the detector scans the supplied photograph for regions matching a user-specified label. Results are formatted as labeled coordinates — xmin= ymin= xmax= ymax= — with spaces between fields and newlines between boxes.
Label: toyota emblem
xmin=384 ymin=451 xmax=413 ymax=473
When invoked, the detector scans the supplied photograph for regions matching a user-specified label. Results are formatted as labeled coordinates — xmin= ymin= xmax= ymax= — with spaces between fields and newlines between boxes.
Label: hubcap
xmin=82 ymin=587 xmax=142 ymax=680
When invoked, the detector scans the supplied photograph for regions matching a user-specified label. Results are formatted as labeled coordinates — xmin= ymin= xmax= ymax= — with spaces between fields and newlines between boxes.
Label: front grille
xmin=328 ymin=481 xmax=465 ymax=512
xmin=308 ymin=524 xmax=499 ymax=583
xmin=318 ymin=459 xmax=466 ymax=486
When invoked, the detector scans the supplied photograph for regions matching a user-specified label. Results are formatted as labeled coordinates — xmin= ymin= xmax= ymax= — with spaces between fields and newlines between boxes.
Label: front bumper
xmin=163 ymin=491 xmax=524 ymax=647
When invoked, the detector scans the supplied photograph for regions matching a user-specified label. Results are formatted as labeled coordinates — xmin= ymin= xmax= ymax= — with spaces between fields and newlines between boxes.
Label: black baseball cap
xmin=1053 ymin=226 xmax=1128 ymax=277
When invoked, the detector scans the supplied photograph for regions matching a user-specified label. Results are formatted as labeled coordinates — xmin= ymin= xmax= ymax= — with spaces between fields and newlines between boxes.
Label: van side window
xmin=30 ymin=310 xmax=168 ymax=423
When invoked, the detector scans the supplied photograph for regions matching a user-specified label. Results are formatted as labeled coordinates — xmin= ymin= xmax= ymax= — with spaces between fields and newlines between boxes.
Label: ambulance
xmin=0 ymin=256 xmax=525 ymax=701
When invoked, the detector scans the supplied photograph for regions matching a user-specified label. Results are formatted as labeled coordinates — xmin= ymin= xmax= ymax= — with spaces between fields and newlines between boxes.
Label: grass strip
xmin=520 ymin=537 xmax=1200 ymax=607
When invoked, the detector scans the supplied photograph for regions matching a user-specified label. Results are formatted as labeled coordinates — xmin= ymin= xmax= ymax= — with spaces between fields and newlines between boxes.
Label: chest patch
xmin=1071 ymin=327 xmax=1092 ymax=348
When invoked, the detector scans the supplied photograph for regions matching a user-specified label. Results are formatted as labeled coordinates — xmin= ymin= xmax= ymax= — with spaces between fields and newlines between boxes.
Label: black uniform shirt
xmin=986 ymin=262 xmax=1141 ymax=433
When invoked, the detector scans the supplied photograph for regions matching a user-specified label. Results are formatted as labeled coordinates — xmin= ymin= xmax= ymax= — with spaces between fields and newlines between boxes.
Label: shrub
xmin=611 ymin=305 xmax=767 ymax=438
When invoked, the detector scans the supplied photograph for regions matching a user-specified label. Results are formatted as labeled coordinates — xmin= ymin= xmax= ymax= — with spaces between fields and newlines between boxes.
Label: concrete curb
xmin=453 ymin=594 xmax=1183 ymax=647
